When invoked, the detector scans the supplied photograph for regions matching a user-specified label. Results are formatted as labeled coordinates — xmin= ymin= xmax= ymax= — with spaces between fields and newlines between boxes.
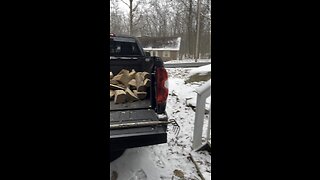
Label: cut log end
xmin=133 ymin=90 xmax=147 ymax=100
xmin=110 ymin=72 xmax=114 ymax=79
xmin=125 ymin=88 xmax=139 ymax=102
xmin=143 ymin=78 xmax=151 ymax=87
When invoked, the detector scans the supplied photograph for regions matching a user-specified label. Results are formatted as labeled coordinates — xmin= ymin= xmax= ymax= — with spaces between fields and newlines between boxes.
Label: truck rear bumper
xmin=110 ymin=126 xmax=167 ymax=151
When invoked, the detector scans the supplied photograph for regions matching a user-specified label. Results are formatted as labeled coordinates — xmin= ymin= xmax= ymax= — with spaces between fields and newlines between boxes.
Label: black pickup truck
xmin=109 ymin=34 xmax=169 ymax=161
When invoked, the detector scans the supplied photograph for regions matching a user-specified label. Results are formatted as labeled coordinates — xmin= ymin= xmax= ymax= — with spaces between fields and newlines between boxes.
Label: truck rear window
xmin=110 ymin=39 xmax=142 ymax=57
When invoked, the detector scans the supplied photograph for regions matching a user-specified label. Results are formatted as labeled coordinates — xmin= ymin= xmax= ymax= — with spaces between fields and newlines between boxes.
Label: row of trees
xmin=110 ymin=0 xmax=212 ymax=59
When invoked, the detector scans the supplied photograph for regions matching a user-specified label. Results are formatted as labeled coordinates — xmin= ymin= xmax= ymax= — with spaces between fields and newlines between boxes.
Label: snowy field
xmin=110 ymin=67 xmax=211 ymax=180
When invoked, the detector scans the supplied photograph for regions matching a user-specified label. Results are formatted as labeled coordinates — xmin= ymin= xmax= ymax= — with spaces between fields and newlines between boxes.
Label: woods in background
xmin=110 ymin=0 xmax=212 ymax=59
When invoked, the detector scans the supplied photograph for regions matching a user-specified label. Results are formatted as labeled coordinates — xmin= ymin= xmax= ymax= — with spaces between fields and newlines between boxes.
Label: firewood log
xmin=110 ymin=72 xmax=113 ymax=79
xmin=112 ymin=69 xmax=128 ymax=82
xmin=143 ymin=78 xmax=151 ymax=87
xmin=117 ymin=83 xmax=126 ymax=89
xmin=109 ymin=70 xmax=151 ymax=103
xmin=110 ymin=90 xmax=115 ymax=100
xmin=114 ymin=90 xmax=126 ymax=104
xmin=110 ymin=79 xmax=119 ymax=85
xmin=117 ymin=69 xmax=129 ymax=75
xmin=128 ymin=79 xmax=136 ymax=89
xmin=135 ymin=72 xmax=146 ymax=92
xmin=125 ymin=88 xmax=139 ymax=102
xmin=141 ymin=72 xmax=150 ymax=79
xmin=133 ymin=90 xmax=147 ymax=100
xmin=129 ymin=69 xmax=136 ymax=77
xmin=110 ymin=84 xmax=125 ymax=90
xmin=112 ymin=74 xmax=123 ymax=82
xmin=113 ymin=69 xmax=132 ymax=87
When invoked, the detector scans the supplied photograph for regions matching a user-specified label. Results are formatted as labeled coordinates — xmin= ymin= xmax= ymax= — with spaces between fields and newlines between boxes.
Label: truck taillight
xmin=156 ymin=67 xmax=169 ymax=104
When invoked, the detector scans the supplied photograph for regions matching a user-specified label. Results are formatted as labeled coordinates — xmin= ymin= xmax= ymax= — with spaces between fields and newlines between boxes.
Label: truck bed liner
xmin=110 ymin=109 xmax=158 ymax=123
xmin=110 ymin=99 xmax=152 ymax=111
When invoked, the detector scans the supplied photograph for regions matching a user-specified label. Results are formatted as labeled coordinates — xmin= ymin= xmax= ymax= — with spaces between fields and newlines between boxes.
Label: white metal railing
xmin=192 ymin=79 xmax=211 ymax=150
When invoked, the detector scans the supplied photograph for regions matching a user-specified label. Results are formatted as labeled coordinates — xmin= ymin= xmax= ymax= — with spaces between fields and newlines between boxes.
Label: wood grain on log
xmin=110 ymin=79 xmax=119 ymax=85
xmin=115 ymin=69 xmax=132 ymax=87
xmin=135 ymin=72 xmax=146 ymax=92
xmin=110 ymin=84 xmax=125 ymax=90
xmin=128 ymin=79 xmax=137 ymax=89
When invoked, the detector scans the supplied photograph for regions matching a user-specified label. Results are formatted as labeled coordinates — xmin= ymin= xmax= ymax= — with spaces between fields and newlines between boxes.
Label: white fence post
xmin=206 ymin=102 xmax=211 ymax=141
xmin=192 ymin=80 xmax=211 ymax=150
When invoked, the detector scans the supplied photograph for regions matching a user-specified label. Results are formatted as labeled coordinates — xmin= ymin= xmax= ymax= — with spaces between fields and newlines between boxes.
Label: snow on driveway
xmin=110 ymin=68 xmax=211 ymax=180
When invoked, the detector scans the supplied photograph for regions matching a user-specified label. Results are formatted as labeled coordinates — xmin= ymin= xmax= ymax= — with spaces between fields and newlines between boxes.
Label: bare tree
xmin=109 ymin=0 xmax=212 ymax=59
xmin=120 ymin=0 xmax=142 ymax=35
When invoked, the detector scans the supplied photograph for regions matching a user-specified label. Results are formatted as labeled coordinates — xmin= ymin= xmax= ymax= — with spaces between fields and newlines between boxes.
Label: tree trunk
xmin=129 ymin=0 xmax=133 ymax=35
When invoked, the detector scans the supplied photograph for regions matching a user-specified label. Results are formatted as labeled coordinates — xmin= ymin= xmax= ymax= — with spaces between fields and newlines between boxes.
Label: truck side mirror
xmin=145 ymin=52 xmax=151 ymax=57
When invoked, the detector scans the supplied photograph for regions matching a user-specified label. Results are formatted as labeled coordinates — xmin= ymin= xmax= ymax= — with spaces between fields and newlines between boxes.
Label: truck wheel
xmin=110 ymin=150 xmax=125 ymax=162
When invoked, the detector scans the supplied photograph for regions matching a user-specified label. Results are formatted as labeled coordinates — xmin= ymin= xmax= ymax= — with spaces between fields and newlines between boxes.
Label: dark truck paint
xmin=109 ymin=35 xmax=168 ymax=153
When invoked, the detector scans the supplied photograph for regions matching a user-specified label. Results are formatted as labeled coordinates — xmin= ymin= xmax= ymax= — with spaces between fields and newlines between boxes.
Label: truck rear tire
xmin=110 ymin=150 xmax=125 ymax=162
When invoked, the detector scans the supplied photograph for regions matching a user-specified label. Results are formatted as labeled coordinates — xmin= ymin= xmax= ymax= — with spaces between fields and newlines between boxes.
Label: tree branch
xmin=201 ymin=12 xmax=211 ymax=20
xmin=133 ymin=15 xmax=142 ymax=26
xmin=120 ymin=0 xmax=129 ymax=8
xmin=132 ymin=1 xmax=141 ymax=12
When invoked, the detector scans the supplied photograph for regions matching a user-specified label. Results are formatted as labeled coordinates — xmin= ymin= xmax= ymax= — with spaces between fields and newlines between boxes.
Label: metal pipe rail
xmin=110 ymin=120 xmax=169 ymax=130
xmin=192 ymin=79 xmax=212 ymax=150
xmin=110 ymin=119 xmax=180 ymax=135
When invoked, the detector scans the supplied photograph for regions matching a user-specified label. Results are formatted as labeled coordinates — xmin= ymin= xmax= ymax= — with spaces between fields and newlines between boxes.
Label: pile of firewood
xmin=110 ymin=69 xmax=151 ymax=104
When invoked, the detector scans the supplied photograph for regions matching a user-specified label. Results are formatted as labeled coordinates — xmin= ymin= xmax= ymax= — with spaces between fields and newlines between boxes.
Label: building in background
xmin=137 ymin=36 xmax=181 ymax=61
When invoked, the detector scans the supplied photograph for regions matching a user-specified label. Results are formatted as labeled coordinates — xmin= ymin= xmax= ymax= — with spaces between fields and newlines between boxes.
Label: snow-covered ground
xmin=165 ymin=59 xmax=211 ymax=64
xmin=110 ymin=67 xmax=211 ymax=180
xmin=188 ymin=64 xmax=211 ymax=77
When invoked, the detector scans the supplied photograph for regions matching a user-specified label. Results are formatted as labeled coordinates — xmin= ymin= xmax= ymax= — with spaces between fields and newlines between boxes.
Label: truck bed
xmin=110 ymin=57 xmax=155 ymax=111
xmin=110 ymin=99 xmax=152 ymax=111
xmin=110 ymin=109 xmax=158 ymax=123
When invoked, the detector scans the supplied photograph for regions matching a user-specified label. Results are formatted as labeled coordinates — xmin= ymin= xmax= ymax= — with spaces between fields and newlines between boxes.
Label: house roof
xmin=137 ymin=36 xmax=181 ymax=51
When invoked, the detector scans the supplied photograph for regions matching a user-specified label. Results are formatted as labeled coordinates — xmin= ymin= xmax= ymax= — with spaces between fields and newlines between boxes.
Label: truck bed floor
xmin=110 ymin=100 xmax=152 ymax=111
